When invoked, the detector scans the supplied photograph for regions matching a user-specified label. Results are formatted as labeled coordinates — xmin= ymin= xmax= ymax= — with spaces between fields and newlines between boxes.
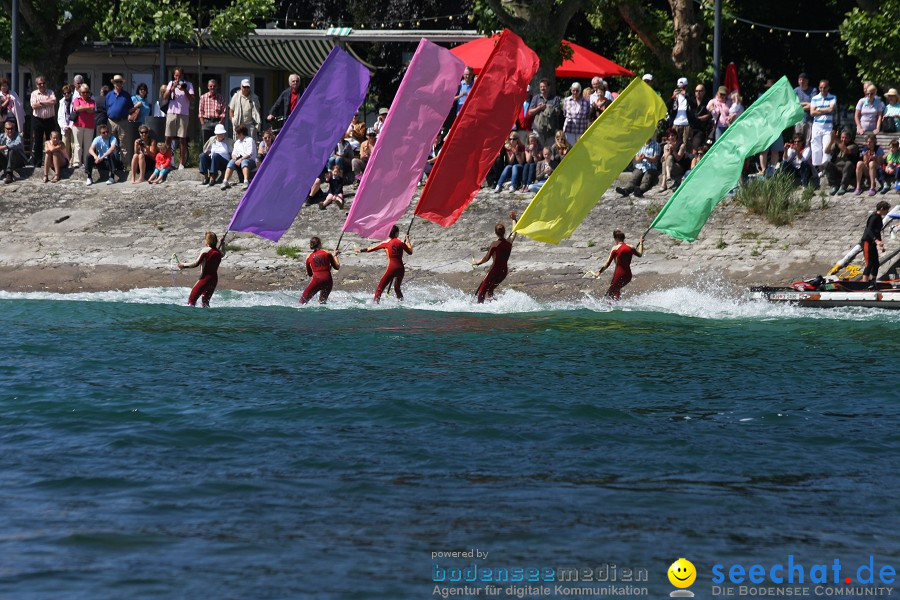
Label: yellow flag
xmin=514 ymin=78 xmax=667 ymax=244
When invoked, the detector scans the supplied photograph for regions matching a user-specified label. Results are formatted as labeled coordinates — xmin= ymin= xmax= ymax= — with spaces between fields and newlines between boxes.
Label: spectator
xmin=327 ymin=137 xmax=352 ymax=173
xmin=794 ymin=72 xmax=814 ymax=141
xmin=588 ymin=77 xmax=613 ymax=119
xmin=257 ymin=128 xmax=274 ymax=163
xmin=707 ymin=85 xmax=732 ymax=140
xmin=221 ymin=124 xmax=256 ymax=190
xmin=72 ymin=74 xmax=84 ymax=93
xmin=615 ymin=137 xmax=660 ymax=198
xmin=493 ymin=132 xmax=525 ymax=193
xmin=42 ymin=130 xmax=68 ymax=183
xmin=229 ymin=79 xmax=261 ymax=142
xmin=824 ymin=129 xmax=859 ymax=196
xmin=373 ymin=107 xmax=388 ymax=134
xmin=344 ymin=114 xmax=366 ymax=152
xmin=528 ymin=146 xmax=554 ymax=193
xmin=163 ymin=67 xmax=195 ymax=169
xmin=106 ymin=75 xmax=133 ymax=162
xmin=0 ymin=79 xmax=24 ymax=135
xmin=549 ymin=129 xmax=570 ymax=169
xmin=423 ymin=129 xmax=444 ymax=185
xmin=304 ymin=166 xmax=328 ymax=207
xmin=642 ymin=73 xmax=656 ymax=93
xmin=810 ymin=79 xmax=837 ymax=176
xmin=884 ymin=89 xmax=900 ymax=133
xmin=29 ymin=75 xmax=57 ymax=168
xmin=529 ymin=78 xmax=561 ymax=148
xmin=57 ymin=85 xmax=75 ymax=160
xmin=728 ymin=91 xmax=744 ymax=125
xmin=855 ymin=84 xmax=884 ymax=136
xmin=883 ymin=139 xmax=900 ymax=191
xmin=267 ymin=73 xmax=302 ymax=129
xmin=691 ymin=84 xmax=712 ymax=148
xmin=352 ymin=128 xmax=376 ymax=184
xmin=94 ymin=85 xmax=109 ymax=128
xmin=855 ymin=133 xmax=884 ymax=195
xmin=320 ymin=164 xmax=345 ymax=209
xmin=152 ymin=84 xmax=168 ymax=117
xmin=781 ymin=135 xmax=814 ymax=187
xmin=449 ymin=67 xmax=475 ymax=123
xmin=0 ymin=121 xmax=26 ymax=183
xmin=129 ymin=83 xmax=151 ymax=127
xmin=562 ymin=82 xmax=591 ymax=146
xmin=691 ymin=144 xmax=708 ymax=169
xmin=197 ymin=79 xmax=226 ymax=144
xmin=659 ymin=129 xmax=691 ymax=191
xmin=85 ymin=124 xmax=121 ymax=186
xmin=758 ymin=79 xmax=784 ymax=175
xmin=147 ymin=143 xmax=173 ymax=184
xmin=668 ymin=77 xmax=696 ymax=149
xmin=130 ymin=125 xmax=157 ymax=184
xmin=199 ymin=123 xmax=232 ymax=186
xmin=519 ymin=132 xmax=542 ymax=192
xmin=71 ymin=84 xmax=96 ymax=169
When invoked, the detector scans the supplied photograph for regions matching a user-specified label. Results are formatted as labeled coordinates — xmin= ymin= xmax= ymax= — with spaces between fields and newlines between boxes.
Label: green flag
xmin=650 ymin=76 xmax=804 ymax=242
xmin=514 ymin=78 xmax=667 ymax=244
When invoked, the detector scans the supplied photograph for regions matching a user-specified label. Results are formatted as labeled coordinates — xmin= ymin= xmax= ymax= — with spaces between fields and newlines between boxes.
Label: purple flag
xmin=342 ymin=39 xmax=464 ymax=239
xmin=228 ymin=47 xmax=370 ymax=241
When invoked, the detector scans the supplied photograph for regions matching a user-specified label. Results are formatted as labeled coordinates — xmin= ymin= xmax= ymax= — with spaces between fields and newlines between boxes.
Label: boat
xmin=751 ymin=205 xmax=900 ymax=309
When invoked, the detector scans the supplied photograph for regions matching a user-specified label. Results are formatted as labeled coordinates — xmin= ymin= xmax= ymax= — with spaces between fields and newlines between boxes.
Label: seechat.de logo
xmin=668 ymin=558 xmax=697 ymax=598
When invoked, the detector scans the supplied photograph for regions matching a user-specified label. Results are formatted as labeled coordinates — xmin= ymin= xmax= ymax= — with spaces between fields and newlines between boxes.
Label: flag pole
xmin=335 ymin=231 xmax=344 ymax=254
xmin=405 ymin=214 xmax=415 ymax=237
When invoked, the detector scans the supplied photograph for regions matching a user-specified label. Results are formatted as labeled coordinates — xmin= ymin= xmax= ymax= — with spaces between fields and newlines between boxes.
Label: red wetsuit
xmin=606 ymin=243 xmax=636 ymax=300
xmin=188 ymin=247 xmax=223 ymax=307
xmin=300 ymin=249 xmax=339 ymax=304
xmin=476 ymin=238 xmax=513 ymax=303
xmin=373 ymin=237 xmax=411 ymax=302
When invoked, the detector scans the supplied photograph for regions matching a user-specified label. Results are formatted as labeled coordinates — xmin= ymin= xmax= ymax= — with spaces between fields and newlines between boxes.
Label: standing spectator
xmin=824 ymin=129 xmax=859 ymax=196
xmin=152 ymin=85 xmax=168 ymax=117
xmin=29 ymin=76 xmax=57 ymax=168
xmin=373 ymin=107 xmax=388 ymax=134
xmin=94 ymin=85 xmax=109 ymax=128
xmin=163 ymin=66 xmax=195 ymax=170
xmin=794 ymin=72 xmax=814 ymax=141
xmin=199 ymin=123 xmax=232 ymax=186
xmin=198 ymin=79 xmax=226 ymax=144
xmin=229 ymin=79 xmax=261 ymax=141
xmin=810 ymin=79 xmax=837 ymax=175
xmin=706 ymin=86 xmax=732 ymax=141
xmin=642 ymin=73 xmax=656 ymax=93
xmin=72 ymin=74 xmax=84 ymax=93
xmin=85 ymin=124 xmax=121 ymax=186
xmin=529 ymin=78 xmax=561 ymax=148
xmin=758 ymin=79 xmax=784 ymax=175
xmin=781 ymin=135 xmax=814 ymax=187
xmin=71 ymin=84 xmax=96 ymax=169
xmin=855 ymin=84 xmax=884 ymax=136
xmin=668 ymin=77 xmax=695 ymax=149
xmin=884 ymin=89 xmax=900 ymax=133
xmin=562 ymin=82 xmax=591 ymax=146
xmin=855 ymin=133 xmax=884 ymax=195
xmin=449 ymin=67 xmax=475 ymax=123
xmin=57 ymin=85 xmax=75 ymax=160
xmin=106 ymin=75 xmax=133 ymax=163
xmin=352 ymin=128 xmax=376 ymax=184
xmin=220 ymin=124 xmax=256 ymax=190
xmin=615 ymin=138 xmax=660 ymax=197
xmin=267 ymin=73 xmax=302 ymax=128
xmin=0 ymin=121 xmax=26 ymax=183
xmin=0 ymin=79 xmax=24 ymax=135
xmin=588 ymin=77 xmax=613 ymax=119
xmin=129 ymin=83 xmax=151 ymax=126
xmin=423 ymin=129 xmax=444 ymax=184
xmin=691 ymin=84 xmax=711 ymax=148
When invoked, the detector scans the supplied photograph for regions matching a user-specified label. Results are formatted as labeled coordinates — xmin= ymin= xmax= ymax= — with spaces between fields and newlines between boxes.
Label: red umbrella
xmin=724 ymin=62 xmax=740 ymax=93
xmin=450 ymin=36 xmax=634 ymax=79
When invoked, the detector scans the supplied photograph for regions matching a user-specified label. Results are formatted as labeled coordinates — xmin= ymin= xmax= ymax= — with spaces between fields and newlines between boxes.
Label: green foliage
xmin=734 ymin=172 xmax=812 ymax=227
xmin=276 ymin=245 xmax=303 ymax=259
xmin=842 ymin=2 xmax=900 ymax=86
xmin=207 ymin=0 xmax=275 ymax=42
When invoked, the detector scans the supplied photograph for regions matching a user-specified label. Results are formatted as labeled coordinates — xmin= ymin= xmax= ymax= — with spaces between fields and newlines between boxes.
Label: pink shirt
xmin=30 ymin=89 xmax=56 ymax=119
xmin=72 ymin=97 xmax=96 ymax=130
xmin=165 ymin=81 xmax=194 ymax=115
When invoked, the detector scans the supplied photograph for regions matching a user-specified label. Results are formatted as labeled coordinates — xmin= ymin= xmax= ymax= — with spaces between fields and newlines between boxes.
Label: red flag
xmin=414 ymin=29 xmax=539 ymax=227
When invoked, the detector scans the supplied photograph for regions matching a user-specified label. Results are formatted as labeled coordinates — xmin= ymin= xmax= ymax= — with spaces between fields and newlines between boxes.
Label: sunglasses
xmin=140 ymin=131 xmax=149 ymax=135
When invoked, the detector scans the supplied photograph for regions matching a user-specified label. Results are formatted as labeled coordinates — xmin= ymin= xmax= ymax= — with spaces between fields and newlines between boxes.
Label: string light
xmin=271 ymin=12 xmax=470 ymax=29
xmin=696 ymin=0 xmax=839 ymax=35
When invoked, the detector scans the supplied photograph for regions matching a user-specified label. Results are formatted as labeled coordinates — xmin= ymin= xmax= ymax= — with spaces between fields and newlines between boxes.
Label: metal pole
xmin=11 ymin=0 xmax=19 ymax=94
xmin=713 ymin=0 xmax=721 ymax=91
xmin=159 ymin=40 xmax=167 ymax=92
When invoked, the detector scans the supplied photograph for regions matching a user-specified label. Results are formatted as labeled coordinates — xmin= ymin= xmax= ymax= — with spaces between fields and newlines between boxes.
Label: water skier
xmin=300 ymin=236 xmax=341 ymax=305
xmin=472 ymin=211 xmax=518 ymax=303
xmin=358 ymin=225 xmax=412 ymax=303
xmin=178 ymin=231 xmax=223 ymax=307
xmin=597 ymin=229 xmax=644 ymax=300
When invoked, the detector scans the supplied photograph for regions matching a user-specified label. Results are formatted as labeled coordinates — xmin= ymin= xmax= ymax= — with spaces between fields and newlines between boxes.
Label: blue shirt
xmin=106 ymin=88 xmax=132 ymax=121
xmin=457 ymin=80 xmax=473 ymax=109
xmin=131 ymin=94 xmax=150 ymax=125
xmin=635 ymin=140 xmax=660 ymax=172
xmin=794 ymin=85 xmax=814 ymax=123
xmin=811 ymin=93 xmax=836 ymax=126
xmin=91 ymin=134 xmax=118 ymax=155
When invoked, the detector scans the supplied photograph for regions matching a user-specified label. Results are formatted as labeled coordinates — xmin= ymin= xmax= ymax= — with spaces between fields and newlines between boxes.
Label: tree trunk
xmin=669 ymin=0 xmax=703 ymax=72
xmin=617 ymin=2 xmax=672 ymax=68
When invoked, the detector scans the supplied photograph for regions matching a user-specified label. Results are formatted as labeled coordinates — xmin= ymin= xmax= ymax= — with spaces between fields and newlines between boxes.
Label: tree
xmin=842 ymin=0 xmax=900 ymax=85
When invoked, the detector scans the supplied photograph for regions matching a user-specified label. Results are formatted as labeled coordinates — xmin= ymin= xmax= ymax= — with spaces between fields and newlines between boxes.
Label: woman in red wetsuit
xmin=472 ymin=211 xmax=518 ymax=303
xmin=300 ymin=236 xmax=341 ymax=304
xmin=178 ymin=231 xmax=224 ymax=307
xmin=358 ymin=225 xmax=413 ymax=302
xmin=597 ymin=229 xmax=644 ymax=300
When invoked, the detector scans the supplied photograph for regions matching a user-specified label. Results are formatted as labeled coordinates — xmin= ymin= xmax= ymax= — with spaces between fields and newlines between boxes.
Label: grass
xmin=716 ymin=237 xmax=728 ymax=249
xmin=587 ymin=240 xmax=596 ymax=248
xmin=224 ymin=244 xmax=242 ymax=252
xmin=734 ymin=171 xmax=813 ymax=226
xmin=645 ymin=203 xmax=663 ymax=219
xmin=276 ymin=245 xmax=303 ymax=259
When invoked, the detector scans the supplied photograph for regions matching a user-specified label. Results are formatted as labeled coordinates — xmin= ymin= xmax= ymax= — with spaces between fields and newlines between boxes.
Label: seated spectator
xmin=200 ymin=123 xmax=232 ymax=186
xmin=42 ymin=130 xmax=69 ymax=183
xmin=304 ymin=166 xmax=328 ymax=207
xmin=344 ymin=114 xmax=366 ymax=152
xmin=221 ymin=124 xmax=257 ymax=190
xmin=0 ymin=121 xmax=26 ymax=183
xmin=691 ymin=144 xmax=708 ymax=169
xmin=352 ymin=128 xmax=376 ymax=184
xmin=130 ymin=125 xmax=158 ymax=183
xmin=824 ymin=129 xmax=860 ymax=196
xmin=85 ymin=125 xmax=122 ymax=186
xmin=549 ymin=129 xmax=570 ymax=169
xmin=660 ymin=129 xmax=691 ymax=191
xmin=493 ymin=133 xmax=526 ymax=193
xmin=855 ymin=84 xmax=884 ymax=135
xmin=320 ymin=164 xmax=345 ymax=209
xmin=855 ymin=133 xmax=884 ymax=195
xmin=327 ymin=138 xmax=352 ymax=173
xmin=422 ymin=129 xmax=445 ymax=185
xmin=518 ymin=132 xmax=542 ymax=192
xmin=883 ymin=139 xmax=900 ymax=192
xmin=616 ymin=138 xmax=660 ymax=198
xmin=781 ymin=135 xmax=814 ymax=187
xmin=147 ymin=144 xmax=173 ymax=184
xmin=258 ymin=128 xmax=274 ymax=163
xmin=528 ymin=147 xmax=554 ymax=193
xmin=373 ymin=107 xmax=388 ymax=133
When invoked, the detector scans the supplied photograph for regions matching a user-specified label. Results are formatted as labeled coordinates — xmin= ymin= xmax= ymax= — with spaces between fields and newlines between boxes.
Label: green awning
xmin=206 ymin=37 xmax=335 ymax=77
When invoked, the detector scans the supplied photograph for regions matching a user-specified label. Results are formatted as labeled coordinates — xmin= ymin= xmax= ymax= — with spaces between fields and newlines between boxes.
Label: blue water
xmin=1 ymin=284 xmax=898 ymax=599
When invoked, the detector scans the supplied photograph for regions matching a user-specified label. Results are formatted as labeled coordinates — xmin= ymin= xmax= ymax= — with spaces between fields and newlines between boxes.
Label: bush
xmin=276 ymin=245 xmax=303 ymax=259
xmin=734 ymin=172 xmax=812 ymax=226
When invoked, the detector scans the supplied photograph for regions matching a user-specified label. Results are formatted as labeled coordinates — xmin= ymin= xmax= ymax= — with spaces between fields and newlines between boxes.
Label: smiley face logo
xmin=668 ymin=558 xmax=696 ymax=588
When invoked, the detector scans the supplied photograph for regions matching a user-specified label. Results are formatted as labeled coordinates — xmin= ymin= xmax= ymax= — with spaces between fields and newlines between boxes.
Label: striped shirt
xmin=811 ymin=93 xmax=836 ymax=126
xmin=199 ymin=92 xmax=226 ymax=120
xmin=30 ymin=89 xmax=56 ymax=119
xmin=635 ymin=140 xmax=660 ymax=172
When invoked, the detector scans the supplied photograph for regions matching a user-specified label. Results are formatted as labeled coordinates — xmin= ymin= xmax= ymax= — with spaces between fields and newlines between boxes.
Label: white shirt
xmin=232 ymin=136 xmax=257 ymax=159
xmin=785 ymin=146 xmax=811 ymax=168
xmin=811 ymin=93 xmax=837 ymax=125
xmin=210 ymin=139 xmax=230 ymax=159
xmin=673 ymin=94 xmax=689 ymax=126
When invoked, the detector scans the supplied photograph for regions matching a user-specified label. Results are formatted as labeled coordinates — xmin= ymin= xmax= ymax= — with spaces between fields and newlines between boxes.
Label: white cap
xmin=642 ymin=73 xmax=653 ymax=82
xmin=214 ymin=124 xmax=227 ymax=135
xmin=677 ymin=77 xmax=688 ymax=87
xmin=241 ymin=79 xmax=251 ymax=87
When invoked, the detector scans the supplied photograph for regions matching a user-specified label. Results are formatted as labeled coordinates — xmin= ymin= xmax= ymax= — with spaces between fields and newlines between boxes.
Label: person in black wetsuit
xmin=861 ymin=200 xmax=890 ymax=284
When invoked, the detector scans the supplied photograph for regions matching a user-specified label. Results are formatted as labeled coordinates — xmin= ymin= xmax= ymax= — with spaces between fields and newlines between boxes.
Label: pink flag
xmin=342 ymin=39 xmax=464 ymax=239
